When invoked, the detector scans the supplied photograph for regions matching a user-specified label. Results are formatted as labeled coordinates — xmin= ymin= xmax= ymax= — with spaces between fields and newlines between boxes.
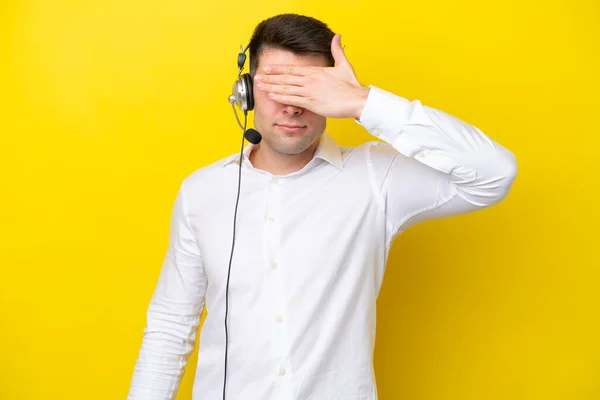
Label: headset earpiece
xmin=241 ymin=74 xmax=254 ymax=111
xmin=230 ymin=73 xmax=253 ymax=112
xmin=229 ymin=44 xmax=254 ymax=112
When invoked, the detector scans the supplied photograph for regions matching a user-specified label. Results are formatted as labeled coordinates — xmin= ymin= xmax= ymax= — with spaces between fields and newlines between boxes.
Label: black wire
xmin=223 ymin=109 xmax=248 ymax=400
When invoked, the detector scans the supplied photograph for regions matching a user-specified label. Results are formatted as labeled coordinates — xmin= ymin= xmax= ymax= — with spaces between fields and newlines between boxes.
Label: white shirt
xmin=127 ymin=86 xmax=518 ymax=400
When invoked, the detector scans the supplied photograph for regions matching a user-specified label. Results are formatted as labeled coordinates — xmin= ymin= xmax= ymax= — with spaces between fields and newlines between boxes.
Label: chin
xmin=267 ymin=134 xmax=318 ymax=155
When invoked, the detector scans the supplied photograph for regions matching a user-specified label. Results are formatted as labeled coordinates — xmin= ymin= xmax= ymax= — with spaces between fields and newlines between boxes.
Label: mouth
xmin=275 ymin=124 xmax=307 ymax=133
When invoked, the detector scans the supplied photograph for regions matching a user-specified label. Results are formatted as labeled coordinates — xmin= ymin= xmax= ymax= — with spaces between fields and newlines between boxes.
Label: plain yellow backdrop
xmin=1 ymin=0 xmax=598 ymax=399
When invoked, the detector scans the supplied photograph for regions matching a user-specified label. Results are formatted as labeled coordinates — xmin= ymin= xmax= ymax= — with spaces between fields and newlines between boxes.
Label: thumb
xmin=331 ymin=34 xmax=349 ymax=67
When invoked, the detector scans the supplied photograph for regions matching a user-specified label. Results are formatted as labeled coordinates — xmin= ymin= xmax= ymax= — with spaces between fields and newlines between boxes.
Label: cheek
xmin=254 ymin=89 xmax=268 ymax=107
xmin=306 ymin=113 xmax=326 ymax=128
xmin=253 ymin=90 xmax=279 ymax=116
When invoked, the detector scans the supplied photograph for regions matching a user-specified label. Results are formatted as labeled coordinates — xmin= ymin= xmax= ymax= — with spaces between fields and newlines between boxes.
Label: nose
xmin=283 ymin=104 xmax=303 ymax=116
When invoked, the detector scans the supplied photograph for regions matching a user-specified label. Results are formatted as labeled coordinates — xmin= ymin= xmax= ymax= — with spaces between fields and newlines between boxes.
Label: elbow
xmin=502 ymin=147 xmax=518 ymax=187
xmin=455 ymin=148 xmax=518 ymax=208
xmin=489 ymin=148 xmax=518 ymax=205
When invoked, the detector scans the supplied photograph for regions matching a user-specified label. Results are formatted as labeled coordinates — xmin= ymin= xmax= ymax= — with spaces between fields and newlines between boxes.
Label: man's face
xmin=252 ymin=47 xmax=328 ymax=156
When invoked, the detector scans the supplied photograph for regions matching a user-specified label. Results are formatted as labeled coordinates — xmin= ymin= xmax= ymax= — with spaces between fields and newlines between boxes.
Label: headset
xmin=223 ymin=41 xmax=261 ymax=400
xmin=228 ymin=43 xmax=262 ymax=145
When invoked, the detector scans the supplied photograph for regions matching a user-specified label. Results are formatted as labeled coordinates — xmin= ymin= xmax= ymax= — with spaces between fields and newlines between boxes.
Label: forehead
xmin=256 ymin=47 xmax=329 ymax=69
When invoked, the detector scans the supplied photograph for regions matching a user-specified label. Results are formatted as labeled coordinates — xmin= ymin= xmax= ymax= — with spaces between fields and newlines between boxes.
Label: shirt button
xmin=272 ymin=177 xmax=279 ymax=183
xmin=268 ymin=216 xmax=275 ymax=222
xmin=279 ymin=367 xmax=286 ymax=376
xmin=271 ymin=262 xmax=278 ymax=269
xmin=275 ymin=315 xmax=283 ymax=323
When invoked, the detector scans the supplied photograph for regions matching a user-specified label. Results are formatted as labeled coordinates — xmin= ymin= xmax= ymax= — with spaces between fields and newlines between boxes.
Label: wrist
xmin=353 ymin=85 xmax=370 ymax=120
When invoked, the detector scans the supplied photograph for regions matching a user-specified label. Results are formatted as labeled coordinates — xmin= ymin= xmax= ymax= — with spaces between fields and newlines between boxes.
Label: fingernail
xmin=263 ymin=66 xmax=271 ymax=72
xmin=254 ymin=74 xmax=262 ymax=81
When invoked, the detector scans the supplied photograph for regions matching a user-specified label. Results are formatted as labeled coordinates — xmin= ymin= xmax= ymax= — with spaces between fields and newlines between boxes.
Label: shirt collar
xmin=221 ymin=131 xmax=343 ymax=170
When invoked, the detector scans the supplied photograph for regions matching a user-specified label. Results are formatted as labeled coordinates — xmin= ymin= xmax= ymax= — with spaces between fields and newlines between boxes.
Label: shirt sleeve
xmin=127 ymin=178 xmax=208 ymax=400
xmin=356 ymin=85 xmax=518 ymax=242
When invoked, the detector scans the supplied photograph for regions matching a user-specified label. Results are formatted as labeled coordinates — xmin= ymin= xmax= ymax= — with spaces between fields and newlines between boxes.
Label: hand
xmin=254 ymin=34 xmax=370 ymax=119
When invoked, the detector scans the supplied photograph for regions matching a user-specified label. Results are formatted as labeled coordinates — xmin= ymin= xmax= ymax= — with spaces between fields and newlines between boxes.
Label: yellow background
xmin=1 ymin=0 xmax=598 ymax=399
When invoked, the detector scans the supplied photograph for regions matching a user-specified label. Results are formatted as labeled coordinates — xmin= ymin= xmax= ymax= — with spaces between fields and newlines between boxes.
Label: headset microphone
xmin=244 ymin=128 xmax=262 ymax=144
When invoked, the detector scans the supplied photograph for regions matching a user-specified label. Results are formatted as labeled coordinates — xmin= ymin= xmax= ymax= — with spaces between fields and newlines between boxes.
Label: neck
xmin=249 ymin=139 xmax=320 ymax=176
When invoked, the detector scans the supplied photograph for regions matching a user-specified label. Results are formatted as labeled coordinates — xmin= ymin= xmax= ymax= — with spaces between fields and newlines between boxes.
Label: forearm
xmin=357 ymin=85 xmax=518 ymax=206
xmin=127 ymin=296 xmax=201 ymax=399
xmin=127 ymin=183 xmax=208 ymax=399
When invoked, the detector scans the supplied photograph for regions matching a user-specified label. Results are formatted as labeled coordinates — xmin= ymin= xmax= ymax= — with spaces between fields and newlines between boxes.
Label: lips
xmin=276 ymin=124 xmax=306 ymax=133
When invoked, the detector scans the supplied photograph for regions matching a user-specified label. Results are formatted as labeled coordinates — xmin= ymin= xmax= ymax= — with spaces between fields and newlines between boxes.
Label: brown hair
xmin=248 ymin=13 xmax=335 ymax=77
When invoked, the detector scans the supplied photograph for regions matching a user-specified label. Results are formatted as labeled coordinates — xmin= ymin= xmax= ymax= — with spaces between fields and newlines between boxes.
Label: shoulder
xmin=178 ymin=152 xmax=238 ymax=198
xmin=352 ymin=139 xmax=407 ymax=169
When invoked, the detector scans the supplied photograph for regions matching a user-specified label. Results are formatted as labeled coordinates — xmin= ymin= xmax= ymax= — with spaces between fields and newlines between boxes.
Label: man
xmin=127 ymin=13 xmax=517 ymax=400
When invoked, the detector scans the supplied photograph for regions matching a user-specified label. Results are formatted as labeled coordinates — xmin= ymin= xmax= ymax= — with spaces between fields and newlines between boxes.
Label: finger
xmin=254 ymin=73 xmax=306 ymax=86
xmin=257 ymin=83 xmax=307 ymax=97
xmin=267 ymin=92 xmax=310 ymax=108
xmin=262 ymin=64 xmax=314 ymax=76
xmin=331 ymin=34 xmax=348 ymax=67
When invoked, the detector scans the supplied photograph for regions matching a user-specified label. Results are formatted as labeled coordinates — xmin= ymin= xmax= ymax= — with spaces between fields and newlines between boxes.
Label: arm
xmin=127 ymin=179 xmax=208 ymax=399
xmin=252 ymin=33 xmax=517 ymax=236
xmin=357 ymin=86 xmax=518 ymax=240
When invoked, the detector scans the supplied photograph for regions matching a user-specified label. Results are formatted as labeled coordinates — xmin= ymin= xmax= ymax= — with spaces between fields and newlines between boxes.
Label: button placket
xmin=264 ymin=177 xmax=294 ymax=385
xmin=265 ymin=175 xmax=287 ymax=369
